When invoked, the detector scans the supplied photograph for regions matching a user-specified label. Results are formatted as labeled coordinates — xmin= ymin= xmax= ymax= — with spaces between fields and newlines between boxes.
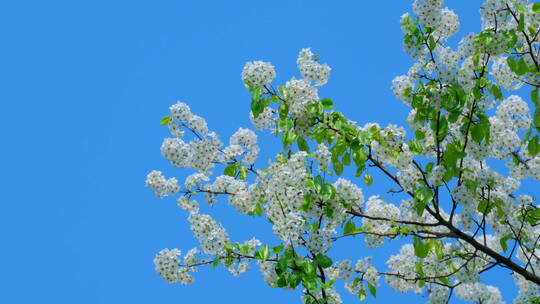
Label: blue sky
xmin=0 ymin=0 xmax=525 ymax=303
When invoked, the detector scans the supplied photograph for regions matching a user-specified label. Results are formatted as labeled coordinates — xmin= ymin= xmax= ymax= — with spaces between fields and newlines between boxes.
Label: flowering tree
xmin=146 ymin=0 xmax=540 ymax=303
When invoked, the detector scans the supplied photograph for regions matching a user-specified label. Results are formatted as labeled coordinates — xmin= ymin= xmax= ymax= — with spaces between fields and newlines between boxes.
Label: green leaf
xmin=490 ymin=84 xmax=503 ymax=101
xmin=224 ymin=163 xmax=237 ymax=177
xmin=368 ymin=282 xmax=377 ymax=298
xmin=251 ymin=86 xmax=264 ymax=118
xmin=352 ymin=149 xmax=367 ymax=166
xmin=272 ymin=244 xmax=284 ymax=255
xmin=282 ymin=130 xmax=297 ymax=146
xmin=507 ymin=57 xmax=518 ymax=74
xmin=439 ymin=276 xmax=450 ymax=286
xmin=297 ymin=137 xmax=310 ymax=152
xmin=500 ymin=234 xmax=512 ymax=252
xmin=344 ymin=221 xmax=356 ymax=235
xmin=518 ymin=13 xmax=525 ymax=31
xmin=437 ymin=115 xmax=448 ymax=141
xmin=278 ymin=102 xmax=289 ymax=119
xmin=333 ymin=160 xmax=343 ymax=176
xmin=213 ymin=255 xmax=219 ymax=269
xmin=527 ymin=135 xmax=540 ymax=156
xmin=515 ymin=57 xmax=529 ymax=75
xmin=534 ymin=106 xmax=540 ymax=129
xmin=477 ymin=199 xmax=493 ymax=215
xmin=357 ymin=131 xmax=371 ymax=145
xmin=301 ymin=193 xmax=313 ymax=211
xmin=415 ymin=260 xmax=424 ymax=277
xmin=471 ymin=123 xmax=484 ymax=143
xmin=288 ymin=272 xmax=302 ymax=288
xmin=321 ymin=98 xmax=334 ymax=109
xmin=413 ymin=236 xmax=429 ymax=259
xmin=279 ymin=118 xmax=293 ymax=131
xmin=342 ymin=152 xmax=351 ymax=166
xmin=358 ymin=288 xmax=366 ymax=301
xmin=257 ymin=245 xmax=271 ymax=262
xmin=316 ymin=254 xmax=333 ymax=268
xmin=253 ymin=202 xmax=263 ymax=216
xmin=428 ymin=35 xmax=436 ymax=50
xmin=415 ymin=130 xmax=426 ymax=140
xmin=414 ymin=187 xmax=433 ymax=216
xmin=363 ymin=173 xmax=373 ymax=186
xmin=238 ymin=166 xmax=248 ymax=180
xmin=533 ymin=3 xmax=540 ymax=13
xmin=276 ymin=275 xmax=287 ymax=287
xmin=160 ymin=115 xmax=171 ymax=126
xmin=408 ymin=140 xmax=423 ymax=154
xmin=354 ymin=164 xmax=365 ymax=177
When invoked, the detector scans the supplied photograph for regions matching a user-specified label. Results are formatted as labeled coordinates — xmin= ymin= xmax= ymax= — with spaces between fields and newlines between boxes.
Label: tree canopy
xmin=147 ymin=0 xmax=540 ymax=303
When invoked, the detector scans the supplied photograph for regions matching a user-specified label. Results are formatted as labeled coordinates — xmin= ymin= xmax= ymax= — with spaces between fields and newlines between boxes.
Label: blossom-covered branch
xmin=146 ymin=0 xmax=540 ymax=303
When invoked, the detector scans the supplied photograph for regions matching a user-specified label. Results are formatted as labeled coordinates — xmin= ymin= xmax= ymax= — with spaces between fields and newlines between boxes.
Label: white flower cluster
xmin=454 ymin=282 xmax=505 ymax=304
xmin=258 ymin=260 xmax=279 ymax=288
xmin=170 ymin=102 xmax=208 ymax=135
xmin=301 ymin=287 xmax=342 ymax=304
xmin=153 ymin=248 xmax=197 ymax=284
xmin=391 ymin=75 xmax=414 ymax=105
xmin=177 ymin=196 xmax=199 ymax=213
xmin=412 ymin=0 xmax=459 ymax=39
xmin=397 ymin=164 xmax=423 ymax=193
xmin=249 ymin=106 xmax=275 ymax=131
xmin=385 ymin=244 xmax=422 ymax=293
xmin=413 ymin=0 xmax=444 ymax=29
xmin=312 ymin=143 xmax=331 ymax=172
xmin=386 ymin=242 xmax=457 ymax=294
xmin=362 ymin=196 xmax=401 ymax=247
xmin=496 ymin=95 xmax=531 ymax=130
xmin=306 ymin=229 xmax=332 ymax=254
xmin=491 ymin=56 xmax=523 ymax=91
xmin=184 ymin=172 xmax=209 ymax=190
xmin=436 ymin=7 xmax=459 ymax=38
xmin=328 ymin=259 xmax=353 ymax=281
xmin=513 ymin=272 xmax=540 ymax=304
xmin=206 ymin=174 xmax=261 ymax=214
xmin=426 ymin=285 xmax=448 ymax=304
xmin=479 ymin=0 xmax=512 ymax=30
xmin=241 ymin=61 xmax=276 ymax=88
xmin=146 ymin=170 xmax=179 ymax=198
xmin=160 ymin=102 xmax=224 ymax=175
xmin=354 ymin=258 xmax=379 ymax=286
xmin=262 ymin=151 xmax=310 ymax=244
xmin=188 ymin=212 xmax=230 ymax=255
xmin=333 ymin=178 xmax=364 ymax=211
xmin=434 ymin=45 xmax=460 ymax=82
xmin=199 ymin=237 xmax=260 ymax=277
xmin=285 ymin=78 xmax=319 ymax=116
xmin=226 ymin=127 xmax=259 ymax=165
xmin=297 ymin=48 xmax=331 ymax=86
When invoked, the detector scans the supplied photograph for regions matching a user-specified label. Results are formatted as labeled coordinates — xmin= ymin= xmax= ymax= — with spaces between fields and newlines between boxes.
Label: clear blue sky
xmin=0 ymin=0 xmax=524 ymax=303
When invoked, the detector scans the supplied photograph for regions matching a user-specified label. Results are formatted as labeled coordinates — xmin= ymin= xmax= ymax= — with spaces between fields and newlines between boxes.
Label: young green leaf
xmin=413 ymin=236 xmax=429 ymax=258
xmin=368 ymin=282 xmax=377 ymax=298
xmin=364 ymin=173 xmax=373 ymax=186
xmin=272 ymin=244 xmax=284 ymax=255
xmin=160 ymin=115 xmax=171 ymax=126
xmin=224 ymin=163 xmax=237 ymax=177
xmin=316 ymin=254 xmax=333 ymax=268
xmin=321 ymin=98 xmax=334 ymax=109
